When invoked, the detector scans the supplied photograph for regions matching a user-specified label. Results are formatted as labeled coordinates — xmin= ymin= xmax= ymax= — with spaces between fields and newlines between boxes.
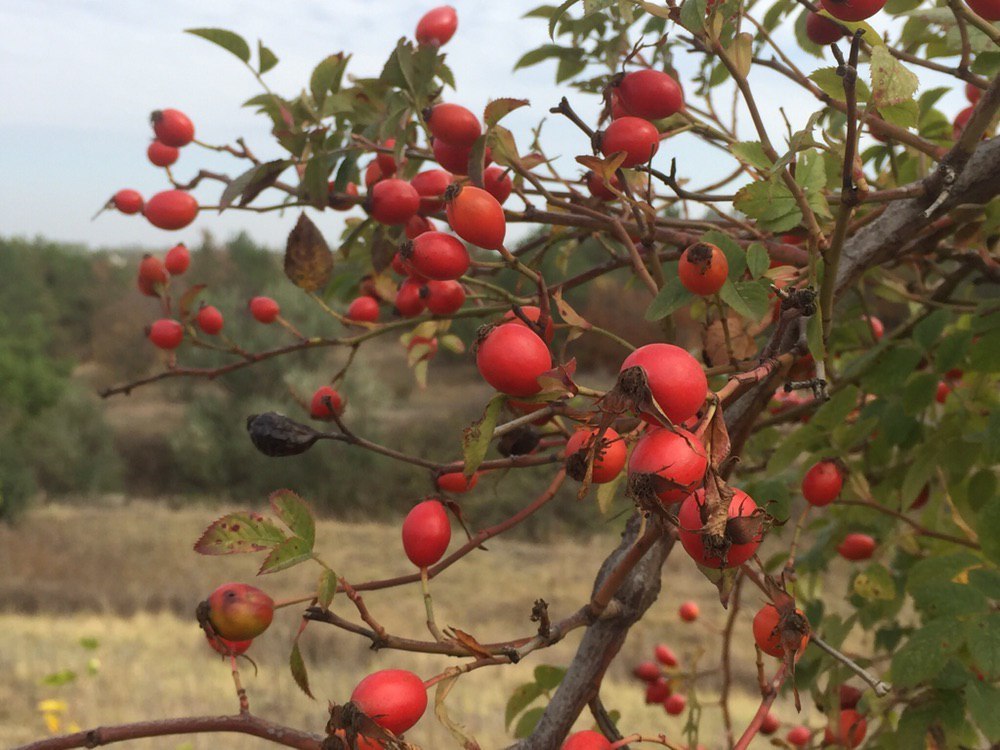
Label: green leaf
xmin=733 ymin=178 xmax=801 ymax=232
xmin=719 ymin=279 xmax=770 ymax=321
xmin=863 ymin=345 xmax=924 ymax=394
xmin=269 ymin=490 xmax=315 ymax=546
xmin=853 ymin=564 xmax=896 ymax=601
xmin=810 ymin=385 xmax=859 ymax=430
xmin=219 ymin=160 xmax=290 ymax=210
xmin=258 ymin=41 xmax=278 ymax=74
xmin=871 ymin=45 xmax=918 ymax=108
xmin=317 ymin=569 xmax=337 ymax=609
xmin=549 ymin=0 xmax=582 ymax=38
xmin=746 ymin=243 xmax=770 ymax=279
xmin=596 ymin=470 xmax=624 ymax=516
xmin=185 ymin=28 xmax=251 ymax=63
xmin=892 ymin=618 xmax=963 ymax=688
xmin=806 ymin=307 xmax=825 ymax=361
xmin=645 ymin=273 xmax=693 ymax=321
xmin=194 ymin=512 xmax=286 ymax=555
xmin=730 ymin=141 xmax=773 ymax=171
xmin=258 ymin=536 xmax=314 ymax=574
xmin=79 ymin=637 xmax=100 ymax=650
xmin=513 ymin=706 xmax=545 ymax=738
xmin=505 ymin=683 xmax=543 ymax=729
xmin=289 ymin=640 xmax=314 ymax=698
xmin=310 ymin=54 xmax=349 ymax=107
xmin=678 ymin=0 xmax=708 ymax=32
xmin=484 ymin=98 xmax=530 ymax=128
xmin=533 ymin=664 xmax=566 ymax=690
xmin=968 ymin=681 xmax=1000 ymax=741
xmin=795 ymin=150 xmax=832 ymax=219
xmin=42 ymin=670 xmax=77 ymax=686
xmin=809 ymin=67 xmax=872 ymax=103
xmin=965 ymin=613 xmax=1000 ymax=678
xmin=975 ymin=495 xmax=1000 ymax=565
xmin=912 ymin=581 xmax=988 ymax=620
xmin=461 ymin=395 xmax=504 ymax=477
xmin=514 ymin=44 xmax=578 ymax=69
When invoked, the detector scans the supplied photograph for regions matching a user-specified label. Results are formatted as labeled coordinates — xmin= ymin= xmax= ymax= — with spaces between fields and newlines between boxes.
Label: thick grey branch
xmin=508 ymin=517 xmax=676 ymax=750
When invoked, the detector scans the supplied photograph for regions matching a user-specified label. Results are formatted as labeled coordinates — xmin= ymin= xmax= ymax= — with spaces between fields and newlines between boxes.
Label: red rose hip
xmin=113 ymin=189 xmax=144 ymax=214
xmin=619 ymin=343 xmax=708 ymax=425
xmin=148 ymin=319 xmax=184 ymax=350
xmin=404 ymin=231 xmax=470 ymax=280
xmin=426 ymin=103 xmax=481 ymax=147
xmin=350 ymin=669 xmax=428 ymax=735
xmin=678 ymin=242 xmax=729 ymax=296
xmin=837 ymin=533 xmax=876 ymax=561
xmin=617 ymin=69 xmax=684 ymax=120
xmin=196 ymin=305 xmax=224 ymax=335
xmin=564 ymin=427 xmax=627 ymax=484
xmin=627 ymin=427 xmax=708 ymax=504
xmin=249 ymin=296 xmax=280 ymax=324
xmin=805 ymin=12 xmax=846 ymax=44
xmin=309 ymin=386 xmax=345 ymax=419
xmin=476 ymin=323 xmax=552 ymax=397
xmin=446 ymin=185 xmax=506 ymax=250
xmin=151 ymin=108 xmax=195 ymax=147
xmin=561 ymin=730 xmax=612 ymax=750
xmin=347 ymin=296 xmax=380 ymax=323
xmin=802 ymin=460 xmax=843 ymax=506
xmin=401 ymin=499 xmax=452 ymax=568
xmin=678 ymin=487 xmax=762 ymax=568
xmin=164 ymin=243 xmax=190 ymax=275
xmin=147 ymin=140 xmax=179 ymax=167
xmin=145 ymin=190 xmax=198 ymax=230
xmin=369 ymin=179 xmax=421 ymax=225
xmin=416 ymin=5 xmax=458 ymax=46
xmin=600 ymin=116 xmax=660 ymax=168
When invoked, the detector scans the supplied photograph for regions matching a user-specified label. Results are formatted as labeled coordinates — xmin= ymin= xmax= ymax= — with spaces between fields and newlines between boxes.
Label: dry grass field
xmin=0 ymin=503 xmax=824 ymax=749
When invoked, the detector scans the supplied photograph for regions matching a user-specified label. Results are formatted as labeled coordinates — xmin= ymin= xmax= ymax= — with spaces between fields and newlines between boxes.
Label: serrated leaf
xmin=719 ymin=279 xmax=770 ymax=321
xmin=746 ymin=243 xmax=770 ymax=279
xmin=194 ymin=512 xmax=286 ymax=555
xmin=645 ymin=273 xmax=693 ymax=320
xmin=269 ymin=489 xmax=315 ymax=546
xmin=892 ymin=618 xmax=962 ymax=688
xmin=186 ymin=28 xmax=250 ymax=63
xmin=515 ymin=44 xmax=577 ymax=70
xmin=808 ymin=67 xmax=873 ymax=103
xmin=317 ymin=569 xmax=337 ymax=609
xmin=701 ymin=230 xmax=747 ymax=278
xmin=258 ymin=41 xmax=278 ymax=74
xmin=733 ymin=179 xmax=802 ymax=232
xmin=284 ymin=213 xmax=333 ymax=292
xmin=505 ymin=683 xmax=543 ymax=729
xmin=513 ymin=706 xmax=545 ymax=739
xmin=259 ymin=536 xmax=314 ymax=574
xmin=730 ymin=141 xmax=773 ymax=171
xmin=462 ymin=395 xmax=504 ymax=477
xmin=485 ymin=98 xmax=529 ymax=128
xmin=289 ymin=640 xmax=314 ymax=698
xmin=871 ymin=45 xmax=918 ymax=108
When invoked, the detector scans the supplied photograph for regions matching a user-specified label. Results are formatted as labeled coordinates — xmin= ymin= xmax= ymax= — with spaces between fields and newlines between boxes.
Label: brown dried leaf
xmin=285 ymin=213 xmax=333 ymax=291
xmin=703 ymin=314 xmax=758 ymax=368
xmin=444 ymin=627 xmax=494 ymax=659
xmin=552 ymin=289 xmax=591 ymax=331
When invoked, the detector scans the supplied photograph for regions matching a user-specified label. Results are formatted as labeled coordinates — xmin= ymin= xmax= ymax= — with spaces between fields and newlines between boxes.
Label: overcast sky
xmin=0 ymin=1 xmax=969 ymax=250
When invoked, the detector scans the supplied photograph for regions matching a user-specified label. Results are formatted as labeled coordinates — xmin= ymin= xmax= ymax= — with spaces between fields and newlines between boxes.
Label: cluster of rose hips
xmin=628 ymin=603 xmax=704 ymax=721
xmin=137 ymin=243 xmax=296 ymax=351
xmin=109 ymin=108 xmax=200 ymax=230
xmin=782 ymin=685 xmax=868 ymax=748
